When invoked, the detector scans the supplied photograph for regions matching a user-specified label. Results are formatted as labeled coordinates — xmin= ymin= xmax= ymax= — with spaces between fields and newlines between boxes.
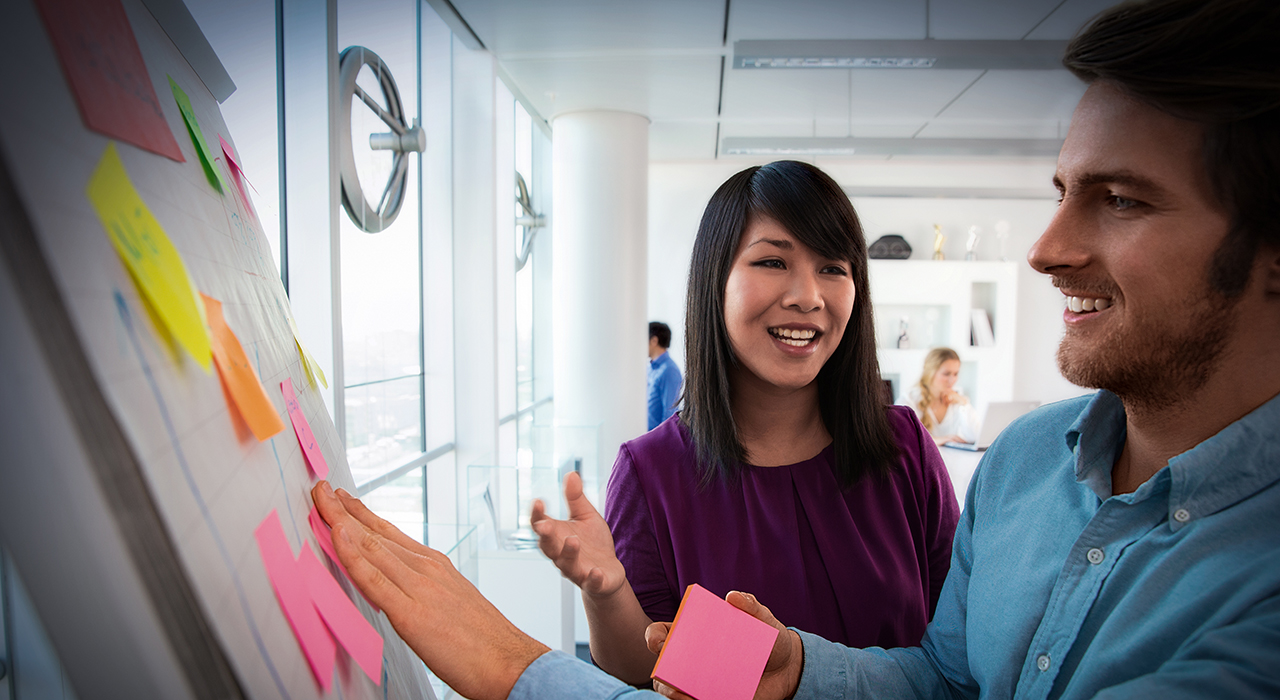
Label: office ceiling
xmin=447 ymin=0 xmax=1117 ymax=161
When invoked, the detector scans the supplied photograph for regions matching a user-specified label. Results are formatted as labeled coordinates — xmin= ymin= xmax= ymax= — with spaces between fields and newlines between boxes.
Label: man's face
xmin=1027 ymin=82 xmax=1241 ymax=405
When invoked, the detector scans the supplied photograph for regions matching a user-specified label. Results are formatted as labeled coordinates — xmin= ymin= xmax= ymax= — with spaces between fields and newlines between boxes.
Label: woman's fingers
xmin=644 ymin=621 xmax=672 ymax=656
xmin=562 ymin=471 xmax=602 ymax=521
xmin=652 ymin=679 xmax=695 ymax=700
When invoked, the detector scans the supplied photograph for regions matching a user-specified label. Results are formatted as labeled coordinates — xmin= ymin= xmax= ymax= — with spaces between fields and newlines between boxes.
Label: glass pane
xmin=345 ymin=376 xmax=423 ymax=485
xmin=363 ymin=467 xmax=424 ymax=544
xmin=338 ymin=0 xmax=424 ymax=477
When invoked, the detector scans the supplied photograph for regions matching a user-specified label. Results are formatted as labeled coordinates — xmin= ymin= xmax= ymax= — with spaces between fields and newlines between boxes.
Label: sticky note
xmin=255 ymin=511 xmax=336 ymax=690
xmin=288 ymin=314 xmax=328 ymax=389
xmin=651 ymin=585 xmax=779 ymax=700
xmin=218 ymin=135 xmax=261 ymax=225
xmin=282 ymin=378 xmax=328 ymax=478
xmin=169 ymin=76 xmax=226 ymax=193
xmin=33 ymin=0 xmax=183 ymax=161
xmin=299 ymin=546 xmax=384 ymax=684
xmin=201 ymin=294 xmax=285 ymax=440
xmin=308 ymin=507 xmax=379 ymax=612
xmin=87 ymin=143 xmax=211 ymax=372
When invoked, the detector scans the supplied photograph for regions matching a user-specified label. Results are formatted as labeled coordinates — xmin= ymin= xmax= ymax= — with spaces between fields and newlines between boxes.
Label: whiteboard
xmin=0 ymin=1 xmax=434 ymax=698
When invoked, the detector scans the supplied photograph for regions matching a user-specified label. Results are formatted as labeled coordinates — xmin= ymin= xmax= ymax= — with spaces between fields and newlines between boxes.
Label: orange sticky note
xmin=202 ymin=294 xmax=285 ymax=441
xmin=651 ymin=584 xmax=779 ymax=700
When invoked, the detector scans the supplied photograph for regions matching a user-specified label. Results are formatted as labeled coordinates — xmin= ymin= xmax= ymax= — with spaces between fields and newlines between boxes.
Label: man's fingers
xmin=645 ymin=621 xmax=672 ymax=656
xmin=329 ymin=520 xmax=415 ymax=613
xmin=726 ymin=591 xmax=785 ymax=631
xmin=336 ymin=487 xmax=443 ymax=561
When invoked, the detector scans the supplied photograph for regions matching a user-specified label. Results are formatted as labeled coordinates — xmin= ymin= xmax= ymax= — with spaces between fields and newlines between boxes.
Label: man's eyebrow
xmin=1059 ymin=170 xmax=1168 ymax=195
xmin=746 ymin=238 xmax=794 ymax=250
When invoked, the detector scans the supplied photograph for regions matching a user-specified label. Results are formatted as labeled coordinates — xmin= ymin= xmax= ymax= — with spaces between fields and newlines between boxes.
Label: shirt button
xmin=1086 ymin=547 xmax=1105 ymax=565
xmin=1173 ymin=508 xmax=1191 ymax=523
xmin=1037 ymin=654 xmax=1051 ymax=672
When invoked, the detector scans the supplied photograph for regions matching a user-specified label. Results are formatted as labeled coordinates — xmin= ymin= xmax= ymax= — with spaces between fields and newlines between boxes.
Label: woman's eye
xmin=822 ymin=265 xmax=848 ymax=276
xmin=754 ymin=259 xmax=785 ymax=269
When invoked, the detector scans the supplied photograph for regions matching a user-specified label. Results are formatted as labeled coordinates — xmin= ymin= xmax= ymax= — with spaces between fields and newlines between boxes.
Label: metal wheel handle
xmin=338 ymin=46 xmax=425 ymax=233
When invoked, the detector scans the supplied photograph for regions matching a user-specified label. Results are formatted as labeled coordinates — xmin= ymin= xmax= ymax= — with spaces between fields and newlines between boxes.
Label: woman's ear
xmin=1263 ymin=244 xmax=1280 ymax=296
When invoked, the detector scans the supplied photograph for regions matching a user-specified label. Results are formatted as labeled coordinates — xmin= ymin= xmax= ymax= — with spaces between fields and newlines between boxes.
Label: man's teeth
xmin=1066 ymin=296 xmax=1110 ymax=313
xmin=770 ymin=327 xmax=816 ymax=346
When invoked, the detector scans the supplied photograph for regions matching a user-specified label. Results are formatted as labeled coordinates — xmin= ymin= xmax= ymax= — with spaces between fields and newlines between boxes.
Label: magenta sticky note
xmin=282 ymin=377 xmax=328 ymax=478
xmin=299 ymin=545 xmax=385 ymax=684
xmin=254 ymin=510 xmax=337 ymax=690
xmin=218 ymin=134 xmax=260 ymax=224
xmin=650 ymin=584 xmax=779 ymax=700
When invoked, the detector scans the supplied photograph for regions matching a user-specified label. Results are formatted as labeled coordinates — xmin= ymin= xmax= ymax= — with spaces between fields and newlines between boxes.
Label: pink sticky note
xmin=282 ymin=377 xmax=328 ymax=478
xmin=219 ymin=134 xmax=260 ymax=224
xmin=254 ymin=510 xmax=336 ymax=690
xmin=651 ymin=584 xmax=779 ymax=700
xmin=299 ymin=545 xmax=385 ymax=684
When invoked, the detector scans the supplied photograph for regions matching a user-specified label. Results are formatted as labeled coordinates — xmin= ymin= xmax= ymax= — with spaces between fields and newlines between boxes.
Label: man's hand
xmin=530 ymin=471 xmax=627 ymax=599
xmin=311 ymin=481 xmax=548 ymax=700
xmin=644 ymin=591 xmax=804 ymax=700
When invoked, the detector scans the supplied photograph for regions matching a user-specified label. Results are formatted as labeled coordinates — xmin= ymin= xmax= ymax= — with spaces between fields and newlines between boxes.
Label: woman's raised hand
xmin=530 ymin=471 xmax=627 ymax=599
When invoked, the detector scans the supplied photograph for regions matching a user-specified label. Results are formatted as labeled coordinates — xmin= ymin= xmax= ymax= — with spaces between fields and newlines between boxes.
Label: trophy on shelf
xmin=932 ymin=224 xmax=945 ymax=260
xmin=897 ymin=317 xmax=910 ymax=349
xmin=965 ymin=225 xmax=980 ymax=261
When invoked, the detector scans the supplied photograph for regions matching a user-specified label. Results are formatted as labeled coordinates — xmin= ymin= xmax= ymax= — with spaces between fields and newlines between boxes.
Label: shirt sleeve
xmin=659 ymin=367 xmax=681 ymax=424
xmin=605 ymin=444 xmax=679 ymax=623
xmin=510 ymin=650 xmax=664 ymax=700
xmin=647 ymin=376 xmax=662 ymax=431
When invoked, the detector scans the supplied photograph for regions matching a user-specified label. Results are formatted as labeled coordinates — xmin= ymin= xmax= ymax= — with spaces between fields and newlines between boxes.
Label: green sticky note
xmin=168 ymin=76 xmax=225 ymax=194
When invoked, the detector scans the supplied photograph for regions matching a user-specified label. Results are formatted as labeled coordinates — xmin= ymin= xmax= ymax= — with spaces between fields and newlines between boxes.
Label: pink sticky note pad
xmin=308 ymin=506 xmax=379 ymax=612
xmin=299 ymin=545 xmax=385 ymax=684
xmin=651 ymin=584 xmax=779 ymax=700
xmin=282 ymin=377 xmax=328 ymax=478
xmin=218 ymin=134 xmax=260 ymax=222
xmin=254 ymin=510 xmax=336 ymax=690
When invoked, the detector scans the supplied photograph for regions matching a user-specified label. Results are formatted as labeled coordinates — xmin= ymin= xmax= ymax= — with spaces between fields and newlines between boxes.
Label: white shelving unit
xmin=868 ymin=260 xmax=1019 ymax=413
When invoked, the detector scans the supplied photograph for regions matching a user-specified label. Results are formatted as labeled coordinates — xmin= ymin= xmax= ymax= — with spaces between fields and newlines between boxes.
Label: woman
xmin=899 ymin=347 xmax=981 ymax=446
xmin=531 ymin=161 xmax=958 ymax=685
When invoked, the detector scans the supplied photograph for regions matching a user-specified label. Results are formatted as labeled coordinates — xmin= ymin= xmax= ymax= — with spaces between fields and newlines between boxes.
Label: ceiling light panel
xmin=734 ymin=40 xmax=1069 ymax=70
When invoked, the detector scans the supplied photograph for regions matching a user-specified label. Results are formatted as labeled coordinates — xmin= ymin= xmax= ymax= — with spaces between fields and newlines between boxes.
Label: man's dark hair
xmin=1063 ymin=0 xmax=1280 ymax=296
xmin=681 ymin=160 xmax=898 ymax=489
xmin=649 ymin=321 xmax=672 ymax=349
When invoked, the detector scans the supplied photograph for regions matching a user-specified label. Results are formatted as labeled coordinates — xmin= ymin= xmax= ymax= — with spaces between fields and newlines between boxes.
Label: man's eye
xmin=1110 ymin=195 xmax=1138 ymax=210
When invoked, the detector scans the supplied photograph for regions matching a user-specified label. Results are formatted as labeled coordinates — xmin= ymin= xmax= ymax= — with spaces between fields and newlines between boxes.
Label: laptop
xmin=944 ymin=401 xmax=1040 ymax=451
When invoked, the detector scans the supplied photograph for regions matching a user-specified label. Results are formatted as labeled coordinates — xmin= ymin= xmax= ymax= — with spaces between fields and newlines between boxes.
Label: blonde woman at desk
xmin=898 ymin=347 xmax=980 ymax=446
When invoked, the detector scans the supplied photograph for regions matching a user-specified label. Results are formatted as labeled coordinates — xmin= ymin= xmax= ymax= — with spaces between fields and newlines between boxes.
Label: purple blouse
xmin=604 ymin=406 xmax=959 ymax=649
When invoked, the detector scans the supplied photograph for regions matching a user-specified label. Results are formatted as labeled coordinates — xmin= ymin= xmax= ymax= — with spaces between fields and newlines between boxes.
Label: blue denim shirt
xmin=647 ymin=352 xmax=682 ymax=431
xmin=509 ymin=390 xmax=1280 ymax=699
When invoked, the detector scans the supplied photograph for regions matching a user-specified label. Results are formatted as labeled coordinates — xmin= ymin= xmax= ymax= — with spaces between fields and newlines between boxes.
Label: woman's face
xmin=723 ymin=216 xmax=856 ymax=392
xmin=930 ymin=359 xmax=961 ymax=395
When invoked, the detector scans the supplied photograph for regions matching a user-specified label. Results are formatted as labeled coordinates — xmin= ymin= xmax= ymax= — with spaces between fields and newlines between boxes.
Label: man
xmin=310 ymin=1 xmax=1280 ymax=698
xmin=647 ymin=321 xmax=682 ymax=430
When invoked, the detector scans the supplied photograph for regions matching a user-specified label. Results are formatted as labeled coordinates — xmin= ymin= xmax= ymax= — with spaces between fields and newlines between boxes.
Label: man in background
xmin=647 ymin=321 xmax=681 ymax=430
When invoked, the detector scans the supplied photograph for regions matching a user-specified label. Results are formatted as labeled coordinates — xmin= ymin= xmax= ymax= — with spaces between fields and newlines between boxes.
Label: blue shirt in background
xmin=509 ymin=389 xmax=1280 ymax=699
xmin=647 ymin=351 xmax=682 ymax=430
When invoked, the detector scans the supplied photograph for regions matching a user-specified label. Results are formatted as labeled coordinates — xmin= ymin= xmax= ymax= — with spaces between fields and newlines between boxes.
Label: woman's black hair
xmin=679 ymin=160 xmax=899 ymax=489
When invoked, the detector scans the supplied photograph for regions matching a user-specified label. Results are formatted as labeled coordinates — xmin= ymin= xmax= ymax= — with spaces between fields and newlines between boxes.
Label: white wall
xmin=647 ymin=158 xmax=1092 ymax=407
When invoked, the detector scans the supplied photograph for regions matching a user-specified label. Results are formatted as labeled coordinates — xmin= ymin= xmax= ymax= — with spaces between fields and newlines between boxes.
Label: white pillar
xmin=551 ymin=111 xmax=649 ymax=500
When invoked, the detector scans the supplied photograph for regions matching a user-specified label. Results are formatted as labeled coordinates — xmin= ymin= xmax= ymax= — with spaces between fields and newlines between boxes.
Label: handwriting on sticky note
xmin=87 ymin=143 xmax=211 ymax=372
xmin=651 ymin=584 xmax=779 ymax=700
xmin=33 ymin=0 xmax=184 ymax=161
xmin=282 ymin=378 xmax=328 ymax=478
xmin=201 ymin=294 xmax=285 ymax=441
xmin=299 ymin=545 xmax=384 ymax=684
xmin=169 ymin=76 xmax=225 ymax=193
xmin=255 ymin=510 xmax=336 ymax=690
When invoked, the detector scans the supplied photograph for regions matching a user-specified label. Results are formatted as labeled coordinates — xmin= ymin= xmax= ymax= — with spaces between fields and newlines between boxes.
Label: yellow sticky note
xmin=288 ymin=314 xmax=328 ymax=389
xmin=87 ymin=143 xmax=212 ymax=371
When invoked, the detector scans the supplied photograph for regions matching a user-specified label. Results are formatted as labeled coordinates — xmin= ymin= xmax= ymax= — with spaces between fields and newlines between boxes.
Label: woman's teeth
xmin=769 ymin=327 xmax=817 ymax=346
xmin=1067 ymin=296 xmax=1110 ymax=313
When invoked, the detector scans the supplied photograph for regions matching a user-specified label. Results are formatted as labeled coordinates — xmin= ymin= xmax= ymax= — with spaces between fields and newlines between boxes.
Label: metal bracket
xmin=515 ymin=172 xmax=545 ymax=271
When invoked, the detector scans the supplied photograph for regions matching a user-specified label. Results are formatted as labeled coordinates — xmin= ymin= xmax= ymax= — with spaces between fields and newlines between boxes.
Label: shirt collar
xmin=1066 ymin=389 xmax=1280 ymax=523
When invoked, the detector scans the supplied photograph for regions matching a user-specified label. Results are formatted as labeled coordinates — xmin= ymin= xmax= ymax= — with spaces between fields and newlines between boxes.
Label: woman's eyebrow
xmin=746 ymin=238 xmax=794 ymax=250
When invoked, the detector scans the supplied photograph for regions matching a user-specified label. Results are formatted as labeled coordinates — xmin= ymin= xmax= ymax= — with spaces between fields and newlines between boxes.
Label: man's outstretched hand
xmin=311 ymin=481 xmax=548 ymax=700
xmin=644 ymin=591 xmax=804 ymax=700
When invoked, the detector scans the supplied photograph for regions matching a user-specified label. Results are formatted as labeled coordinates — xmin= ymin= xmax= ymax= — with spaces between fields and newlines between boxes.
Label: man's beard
xmin=1056 ymin=280 xmax=1241 ymax=411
